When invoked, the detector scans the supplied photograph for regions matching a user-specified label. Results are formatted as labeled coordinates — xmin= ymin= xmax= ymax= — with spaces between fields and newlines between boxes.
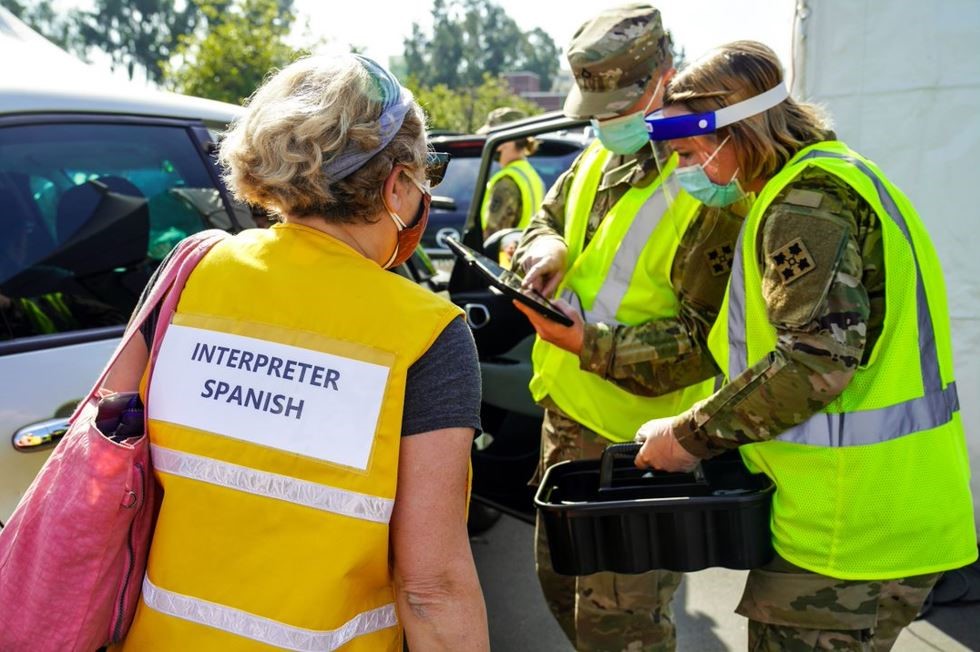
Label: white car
xmin=0 ymin=83 xmax=248 ymax=522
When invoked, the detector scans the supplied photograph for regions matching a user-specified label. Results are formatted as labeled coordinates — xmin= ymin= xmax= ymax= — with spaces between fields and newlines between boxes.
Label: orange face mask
xmin=382 ymin=175 xmax=431 ymax=269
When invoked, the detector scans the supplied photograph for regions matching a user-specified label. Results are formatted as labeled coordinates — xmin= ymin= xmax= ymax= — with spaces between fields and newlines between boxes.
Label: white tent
xmin=0 ymin=5 xmax=129 ymax=89
xmin=0 ymin=7 xmax=237 ymax=123
xmin=793 ymin=0 xmax=980 ymax=530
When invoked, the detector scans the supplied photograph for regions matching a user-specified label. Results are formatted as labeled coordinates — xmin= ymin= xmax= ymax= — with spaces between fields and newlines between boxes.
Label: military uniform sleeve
xmin=577 ymin=204 xmax=745 ymax=396
xmin=672 ymin=172 xmax=874 ymax=458
xmin=482 ymin=177 xmax=523 ymax=237
xmin=510 ymin=153 xmax=583 ymax=272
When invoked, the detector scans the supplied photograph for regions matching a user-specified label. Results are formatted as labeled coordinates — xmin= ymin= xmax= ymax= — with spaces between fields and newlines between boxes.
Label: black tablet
xmin=445 ymin=238 xmax=574 ymax=327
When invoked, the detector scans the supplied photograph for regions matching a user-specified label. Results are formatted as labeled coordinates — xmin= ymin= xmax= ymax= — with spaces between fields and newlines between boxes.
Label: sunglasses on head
xmin=425 ymin=151 xmax=451 ymax=188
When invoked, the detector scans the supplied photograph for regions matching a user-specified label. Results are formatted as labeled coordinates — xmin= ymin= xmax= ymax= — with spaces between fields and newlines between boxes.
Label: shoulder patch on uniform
xmin=783 ymin=189 xmax=823 ymax=208
xmin=770 ymin=238 xmax=816 ymax=285
xmin=705 ymin=243 xmax=735 ymax=277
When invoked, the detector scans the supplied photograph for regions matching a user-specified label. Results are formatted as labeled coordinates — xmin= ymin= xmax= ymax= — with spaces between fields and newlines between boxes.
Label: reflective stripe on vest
xmin=151 ymin=445 xmax=394 ymax=524
xmin=727 ymin=150 xmax=959 ymax=446
xmin=563 ymin=184 xmax=671 ymax=324
xmin=480 ymin=159 xmax=544 ymax=230
xmin=141 ymin=576 xmax=397 ymax=651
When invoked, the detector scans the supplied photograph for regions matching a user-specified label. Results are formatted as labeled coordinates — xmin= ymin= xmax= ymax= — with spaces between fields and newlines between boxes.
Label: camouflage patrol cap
xmin=564 ymin=3 xmax=673 ymax=119
xmin=476 ymin=107 xmax=528 ymax=134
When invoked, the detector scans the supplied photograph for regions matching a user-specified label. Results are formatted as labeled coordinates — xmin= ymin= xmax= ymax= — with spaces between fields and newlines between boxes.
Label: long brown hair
xmin=665 ymin=41 xmax=833 ymax=182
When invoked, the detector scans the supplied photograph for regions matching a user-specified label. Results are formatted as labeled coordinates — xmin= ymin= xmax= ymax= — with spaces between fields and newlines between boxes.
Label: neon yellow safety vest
xmin=530 ymin=141 xmax=714 ymax=442
xmin=480 ymin=158 xmax=545 ymax=230
xmin=707 ymin=141 xmax=977 ymax=580
xmin=119 ymin=223 xmax=462 ymax=650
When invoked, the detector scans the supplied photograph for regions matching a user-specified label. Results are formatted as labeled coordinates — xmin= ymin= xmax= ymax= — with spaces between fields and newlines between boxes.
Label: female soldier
xmin=478 ymin=107 xmax=545 ymax=241
xmin=636 ymin=41 xmax=976 ymax=650
xmin=109 ymin=54 xmax=489 ymax=651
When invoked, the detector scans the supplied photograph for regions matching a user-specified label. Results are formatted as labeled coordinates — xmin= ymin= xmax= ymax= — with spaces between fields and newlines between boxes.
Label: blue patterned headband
xmin=321 ymin=54 xmax=413 ymax=182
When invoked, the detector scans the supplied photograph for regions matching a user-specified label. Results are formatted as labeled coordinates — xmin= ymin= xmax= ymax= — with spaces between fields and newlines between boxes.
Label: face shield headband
xmin=644 ymin=83 xmax=790 ymax=141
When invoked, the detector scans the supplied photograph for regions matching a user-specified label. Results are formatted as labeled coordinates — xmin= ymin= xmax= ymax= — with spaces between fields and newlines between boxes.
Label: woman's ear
xmin=382 ymin=165 xmax=406 ymax=214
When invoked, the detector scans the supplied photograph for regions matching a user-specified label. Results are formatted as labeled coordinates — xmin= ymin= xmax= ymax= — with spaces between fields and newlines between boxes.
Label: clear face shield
xmin=673 ymin=134 xmax=747 ymax=207
xmin=645 ymin=83 xmax=790 ymax=225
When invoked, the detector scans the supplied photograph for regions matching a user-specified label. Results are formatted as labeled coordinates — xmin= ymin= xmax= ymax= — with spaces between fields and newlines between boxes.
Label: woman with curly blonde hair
xmin=112 ymin=54 xmax=489 ymax=651
xmin=635 ymin=40 xmax=976 ymax=651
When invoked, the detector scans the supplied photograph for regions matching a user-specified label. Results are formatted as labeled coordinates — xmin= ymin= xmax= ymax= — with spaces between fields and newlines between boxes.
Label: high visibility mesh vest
xmin=530 ymin=141 xmax=714 ymax=442
xmin=708 ymin=141 xmax=977 ymax=579
xmin=480 ymin=159 xmax=545 ymax=230
xmin=120 ymin=223 xmax=461 ymax=650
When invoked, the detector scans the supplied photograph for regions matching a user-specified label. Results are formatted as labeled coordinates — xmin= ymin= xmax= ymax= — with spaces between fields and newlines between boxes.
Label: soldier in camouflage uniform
xmin=509 ymin=5 xmax=746 ymax=650
xmin=477 ymin=107 xmax=544 ymax=240
xmin=636 ymin=41 xmax=975 ymax=650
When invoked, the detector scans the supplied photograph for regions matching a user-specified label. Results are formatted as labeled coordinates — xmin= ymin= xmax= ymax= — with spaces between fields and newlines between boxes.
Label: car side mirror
xmin=482 ymin=227 xmax=523 ymax=265
xmin=431 ymin=195 xmax=456 ymax=211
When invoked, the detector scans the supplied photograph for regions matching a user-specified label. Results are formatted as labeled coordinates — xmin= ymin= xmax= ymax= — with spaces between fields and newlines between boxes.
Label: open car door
xmin=448 ymin=112 xmax=590 ymax=521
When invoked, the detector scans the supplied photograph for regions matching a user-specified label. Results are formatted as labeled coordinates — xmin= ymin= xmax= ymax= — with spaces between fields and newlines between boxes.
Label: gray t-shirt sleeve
xmin=402 ymin=316 xmax=482 ymax=437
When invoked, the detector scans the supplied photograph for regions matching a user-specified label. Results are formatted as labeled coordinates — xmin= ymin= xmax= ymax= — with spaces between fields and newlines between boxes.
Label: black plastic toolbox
xmin=535 ymin=444 xmax=775 ymax=575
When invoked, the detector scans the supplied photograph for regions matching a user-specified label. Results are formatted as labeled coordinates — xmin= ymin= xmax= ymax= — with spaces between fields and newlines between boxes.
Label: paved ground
xmin=471 ymin=514 xmax=980 ymax=651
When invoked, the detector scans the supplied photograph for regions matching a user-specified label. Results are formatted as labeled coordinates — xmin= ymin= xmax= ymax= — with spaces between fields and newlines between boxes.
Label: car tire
xmin=467 ymin=501 xmax=502 ymax=535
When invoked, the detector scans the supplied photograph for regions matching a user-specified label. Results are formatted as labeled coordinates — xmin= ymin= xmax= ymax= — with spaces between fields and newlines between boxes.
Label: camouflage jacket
xmin=673 ymin=165 xmax=885 ymax=458
xmin=483 ymin=175 xmax=523 ymax=236
xmin=511 ymin=143 xmax=746 ymax=398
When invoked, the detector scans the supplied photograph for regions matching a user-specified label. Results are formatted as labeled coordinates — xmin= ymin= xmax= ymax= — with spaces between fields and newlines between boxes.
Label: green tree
xmin=164 ymin=0 xmax=301 ymax=105
xmin=69 ymin=0 xmax=207 ymax=83
xmin=404 ymin=0 xmax=559 ymax=91
xmin=407 ymin=74 xmax=541 ymax=134
xmin=519 ymin=27 xmax=560 ymax=91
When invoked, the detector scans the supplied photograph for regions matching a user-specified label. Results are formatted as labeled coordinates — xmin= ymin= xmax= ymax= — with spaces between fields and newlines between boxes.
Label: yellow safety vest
xmin=480 ymin=159 xmax=545 ymax=230
xmin=529 ymin=141 xmax=714 ymax=442
xmin=708 ymin=141 xmax=977 ymax=579
xmin=120 ymin=223 xmax=462 ymax=650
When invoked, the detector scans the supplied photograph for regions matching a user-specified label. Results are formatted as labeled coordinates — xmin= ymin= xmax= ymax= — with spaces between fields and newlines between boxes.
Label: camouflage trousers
xmin=737 ymin=554 xmax=941 ymax=651
xmin=534 ymin=408 xmax=682 ymax=652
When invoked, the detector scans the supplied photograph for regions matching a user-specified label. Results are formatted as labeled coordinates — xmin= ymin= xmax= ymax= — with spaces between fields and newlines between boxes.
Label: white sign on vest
xmin=149 ymin=324 xmax=390 ymax=470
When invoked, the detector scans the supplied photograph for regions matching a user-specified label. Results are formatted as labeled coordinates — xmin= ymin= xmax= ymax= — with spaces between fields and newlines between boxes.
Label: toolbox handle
xmin=598 ymin=443 xmax=643 ymax=490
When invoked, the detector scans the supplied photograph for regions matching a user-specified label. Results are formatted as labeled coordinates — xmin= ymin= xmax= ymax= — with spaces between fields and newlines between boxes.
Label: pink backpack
xmin=0 ymin=230 xmax=228 ymax=651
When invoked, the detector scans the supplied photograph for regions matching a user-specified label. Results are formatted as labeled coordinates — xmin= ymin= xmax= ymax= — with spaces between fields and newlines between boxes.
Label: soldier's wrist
xmin=672 ymin=413 xmax=716 ymax=459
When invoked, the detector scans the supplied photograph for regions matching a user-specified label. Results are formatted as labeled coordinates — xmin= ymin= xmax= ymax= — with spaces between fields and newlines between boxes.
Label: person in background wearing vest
xmin=106 ymin=54 xmax=490 ymax=651
xmin=478 ymin=107 xmax=546 ymax=242
xmin=509 ymin=4 xmax=749 ymax=650
xmin=635 ymin=41 xmax=978 ymax=651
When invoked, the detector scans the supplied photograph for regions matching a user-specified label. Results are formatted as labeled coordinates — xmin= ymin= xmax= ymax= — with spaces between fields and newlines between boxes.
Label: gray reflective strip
xmin=151 ymin=445 xmax=393 ymax=524
xmin=726 ymin=149 xmax=958 ymax=447
xmin=713 ymin=374 xmax=724 ymax=392
xmin=585 ymin=188 xmax=669 ymax=324
xmin=728 ymin=225 xmax=749 ymax=377
xmin=142 ymin=576 xmax=397 ymax=651
xmin=779 ymin=382 xmax=959 ymax=446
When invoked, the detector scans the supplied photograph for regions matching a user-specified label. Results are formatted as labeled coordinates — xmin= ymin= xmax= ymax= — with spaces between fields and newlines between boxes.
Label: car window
xmin=0 ymin=122 xmax=229 ymax=342
xmin=434 ymin=154 xmax=487 ymax=216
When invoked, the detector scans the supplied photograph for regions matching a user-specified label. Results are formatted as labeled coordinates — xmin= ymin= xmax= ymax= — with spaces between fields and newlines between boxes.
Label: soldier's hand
xmin=512 ymin=298 xmax=584 ymax=355
xmin=520 ymin=237 xmax=567 ymax=297
xmin=634 ymin=417 xmax=700 ymax=473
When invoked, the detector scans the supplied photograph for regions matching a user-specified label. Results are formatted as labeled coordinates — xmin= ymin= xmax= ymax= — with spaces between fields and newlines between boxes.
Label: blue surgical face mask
xmin=590 ymin=80 xmax=661 ymax=155
xmin=674 ymin=136 xmax=745 ymax=207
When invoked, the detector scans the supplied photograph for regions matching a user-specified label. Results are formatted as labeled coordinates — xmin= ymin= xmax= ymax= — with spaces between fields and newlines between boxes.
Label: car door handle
xmin=12 ymin=418 xmax=70 ymax=452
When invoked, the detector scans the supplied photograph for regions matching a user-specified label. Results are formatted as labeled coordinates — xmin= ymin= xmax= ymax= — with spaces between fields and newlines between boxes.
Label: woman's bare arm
xmin=390 ymin=427 xmax=489 ymax=651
